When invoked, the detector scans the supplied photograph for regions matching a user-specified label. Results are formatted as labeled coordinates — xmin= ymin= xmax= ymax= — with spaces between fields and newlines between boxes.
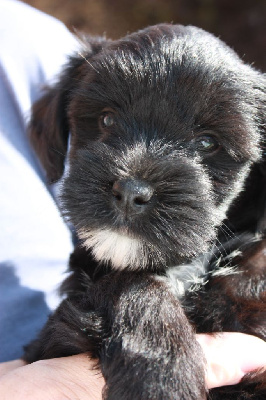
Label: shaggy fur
xmin=24 ymin=24 xmax=266 ymax=399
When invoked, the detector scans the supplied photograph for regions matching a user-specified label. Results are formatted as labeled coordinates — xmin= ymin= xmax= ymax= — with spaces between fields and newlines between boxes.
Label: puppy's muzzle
xmin=62 ymin=141 xmax=220 ymax=269
xmin=112 ymin=178 xmax=154 ymax=216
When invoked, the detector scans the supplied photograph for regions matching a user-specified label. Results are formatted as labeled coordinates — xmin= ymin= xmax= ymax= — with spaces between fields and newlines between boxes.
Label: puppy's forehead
xmin=80 ymin=24 xmax=254 ymax=126
xmin=89 ymin=24 xmax=244 ymax=92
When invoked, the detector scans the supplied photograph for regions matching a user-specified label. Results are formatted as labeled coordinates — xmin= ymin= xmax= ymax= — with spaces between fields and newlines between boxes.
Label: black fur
xmin=24 ymin=24 xmax=266 ymax=399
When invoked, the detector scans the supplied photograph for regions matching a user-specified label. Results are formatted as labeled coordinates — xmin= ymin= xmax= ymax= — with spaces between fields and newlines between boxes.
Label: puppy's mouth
xmin=78 ymin=228 xmax=148 ymax=270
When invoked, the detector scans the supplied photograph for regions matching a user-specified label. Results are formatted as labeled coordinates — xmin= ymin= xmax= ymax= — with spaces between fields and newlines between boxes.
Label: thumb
xmin=196 ymin=332 xmax=266 ymax=389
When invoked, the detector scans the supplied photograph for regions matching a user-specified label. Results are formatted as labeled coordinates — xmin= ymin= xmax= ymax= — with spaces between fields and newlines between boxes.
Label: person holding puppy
xmin=0 ymin=1 xmax=265 ymax=399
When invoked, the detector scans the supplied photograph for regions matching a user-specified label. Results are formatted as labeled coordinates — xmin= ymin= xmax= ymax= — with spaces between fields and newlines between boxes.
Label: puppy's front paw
xmin=98 ymin=273 xmax=207 ymax=400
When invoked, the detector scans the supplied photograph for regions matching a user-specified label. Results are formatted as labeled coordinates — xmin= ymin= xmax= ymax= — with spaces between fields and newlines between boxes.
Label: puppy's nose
xmin=112 ymin=179 xmax=154 ymax=215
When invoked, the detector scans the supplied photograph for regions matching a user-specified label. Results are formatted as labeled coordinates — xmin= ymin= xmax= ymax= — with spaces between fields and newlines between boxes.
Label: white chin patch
xmin=78 ymin=229 xmax=146 ymax=270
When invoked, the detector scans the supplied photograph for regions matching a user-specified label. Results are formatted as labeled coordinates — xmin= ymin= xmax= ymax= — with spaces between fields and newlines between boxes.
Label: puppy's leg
xmin=186 ymin=236 xmax=266 ymax=399
xmin=99 ymin=272 xmax=207 ymax=400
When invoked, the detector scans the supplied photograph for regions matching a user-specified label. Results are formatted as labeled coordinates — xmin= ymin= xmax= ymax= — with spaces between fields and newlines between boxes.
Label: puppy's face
xmin=30 ymin=25 xmax=265 ymax=271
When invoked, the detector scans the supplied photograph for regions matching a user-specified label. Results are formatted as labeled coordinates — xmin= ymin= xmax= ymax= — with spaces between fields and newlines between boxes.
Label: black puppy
xmin=24 ymin=24 xmax=266 ymax=399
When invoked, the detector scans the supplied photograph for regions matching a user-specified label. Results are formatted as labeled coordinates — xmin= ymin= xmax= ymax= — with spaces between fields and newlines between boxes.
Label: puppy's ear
xmin=256 ymin=74 xmax=266 ymax=177
xmin=29 ymin=37 xmax=108 ymax=183
xmin=257 ymin=74 xmax=266 ymax=150
xmin=229 ymin=72 xmax=266 ymax=233
xmin=29 ymin=83 xmax=70 ymax=183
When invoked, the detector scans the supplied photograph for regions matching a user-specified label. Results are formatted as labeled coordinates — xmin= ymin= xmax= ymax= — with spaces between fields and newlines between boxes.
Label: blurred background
xmin=22 ymin=0 xmax=266 ymax=70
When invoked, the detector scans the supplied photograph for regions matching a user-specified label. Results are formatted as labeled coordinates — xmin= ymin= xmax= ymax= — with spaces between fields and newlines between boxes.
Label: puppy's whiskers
xmin=207 ymin=242 xmax=223 ymax=262
xmin=78 ymin=52 xmax=100 ymax=74
xmin=219 ymin=222 xmax=236 ymax=241
xmin=50 ymin=147 xmax=66 ymax=157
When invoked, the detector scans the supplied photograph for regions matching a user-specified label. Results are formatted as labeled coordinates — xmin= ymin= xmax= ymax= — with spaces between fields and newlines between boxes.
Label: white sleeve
xmin=0 ymin=0 xmax=79 ymax=361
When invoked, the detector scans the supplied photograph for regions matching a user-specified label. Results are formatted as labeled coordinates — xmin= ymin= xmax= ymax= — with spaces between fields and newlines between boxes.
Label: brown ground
xmin=23 ymin=0 xmax=266 ymax=70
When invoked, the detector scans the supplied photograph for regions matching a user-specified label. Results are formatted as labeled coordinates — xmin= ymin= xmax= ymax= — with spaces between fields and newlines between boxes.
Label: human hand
xmin=0 ymin=332 xmax=265 ymax=399
xmin=0 ymin=354 xmax=104 ymax=400
xmin=197 ymin=332 xmax=266 ymax=389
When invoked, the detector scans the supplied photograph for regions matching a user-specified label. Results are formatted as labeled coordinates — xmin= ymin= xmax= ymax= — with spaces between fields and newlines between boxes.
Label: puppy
xmin=24 ymin=24 xmax=266 ymax=399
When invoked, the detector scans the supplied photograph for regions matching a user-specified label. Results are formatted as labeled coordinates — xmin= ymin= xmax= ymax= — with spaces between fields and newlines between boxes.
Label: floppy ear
xmin=226 ymin=72 xmax=266 ymax=233
xmin=29 ymin=37 xmax=108 ymax=183
xmin=255 ymin=73 xmax=266 ymax=184
xmin=257 ymin=73 xmax=266 ymax=154
xmin=257 ymin=74 xmax=266 ymax=232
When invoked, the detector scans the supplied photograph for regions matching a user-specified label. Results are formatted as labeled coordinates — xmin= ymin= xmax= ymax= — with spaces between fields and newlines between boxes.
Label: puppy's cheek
xmin=215 ymin=163 xmax=252 ymax=215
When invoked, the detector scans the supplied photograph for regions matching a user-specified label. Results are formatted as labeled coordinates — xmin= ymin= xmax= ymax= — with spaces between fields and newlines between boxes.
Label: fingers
xmin=196 ymin=332 xmax=266 ymax=389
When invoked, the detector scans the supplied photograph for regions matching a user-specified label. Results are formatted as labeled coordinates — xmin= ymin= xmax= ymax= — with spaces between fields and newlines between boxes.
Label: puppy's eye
xmin=100 ymin=112 xmax=116 ymax=129
xmin=196 ymin=135 xmax=220 ymax=153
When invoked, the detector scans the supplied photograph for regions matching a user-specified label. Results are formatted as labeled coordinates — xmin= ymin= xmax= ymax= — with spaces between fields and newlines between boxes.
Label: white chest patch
xmin=78 ymin=228 xmax=145 ymax=270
